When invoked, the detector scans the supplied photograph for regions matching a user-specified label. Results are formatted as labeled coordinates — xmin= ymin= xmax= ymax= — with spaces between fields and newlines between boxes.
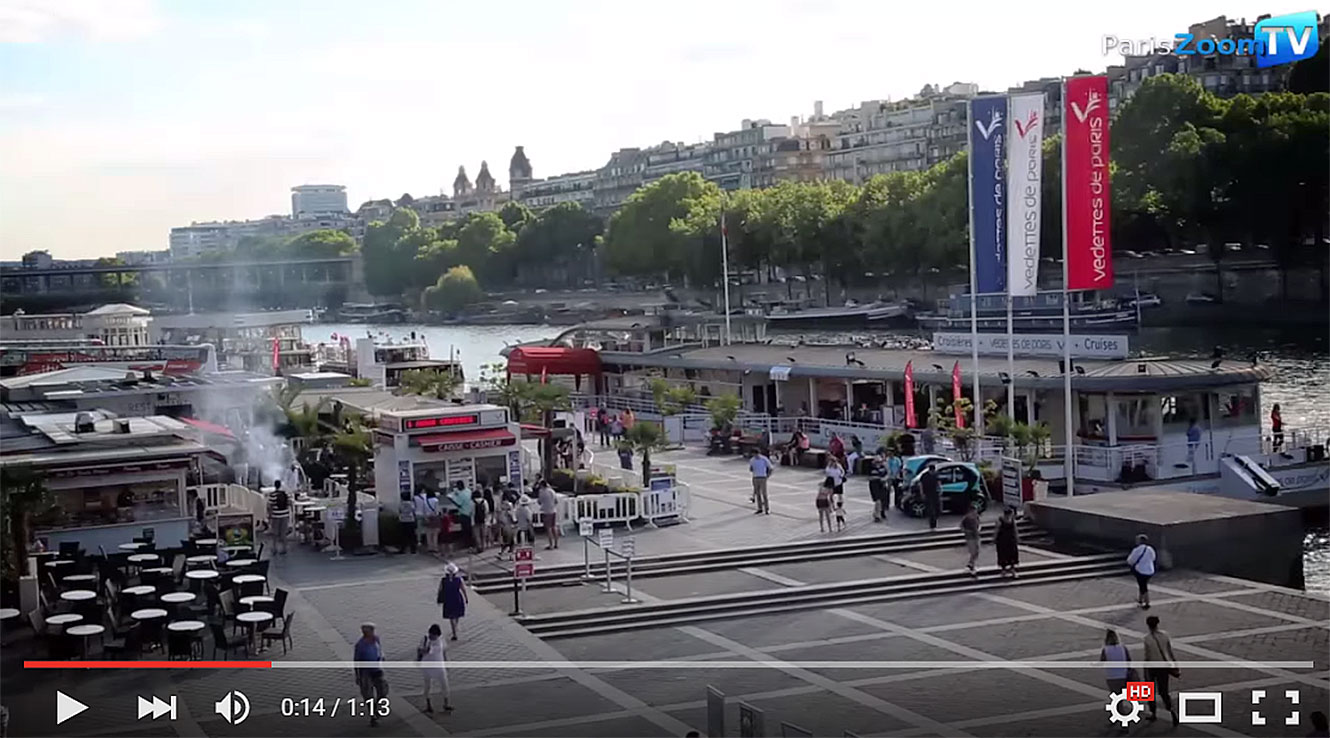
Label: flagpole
xmin=965 ymin=100 xmax=983 ymax=436
xmin=720 ymin=210 xmax=732 ymax=346
xmin=1060 ymin=78 xmax=1075 ymax=497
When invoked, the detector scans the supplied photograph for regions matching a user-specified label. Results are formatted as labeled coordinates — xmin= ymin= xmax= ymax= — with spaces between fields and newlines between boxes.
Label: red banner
xmin=904 ymin=361 xmax=916 ymax=429
xmin=271 ymin=337 xmax=280 ymax=371
xmin=952 ymin=361 xmax=966 ymax=429
xmin=1063 ymin=75 xmax=1113 ymax=291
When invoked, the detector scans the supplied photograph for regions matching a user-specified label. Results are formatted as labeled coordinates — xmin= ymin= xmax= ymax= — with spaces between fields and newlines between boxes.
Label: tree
xmin=414 ymin=239 xmax=460 ymax=287
xmin=525 ymin=383 xmax=571 ymax=475
xmin=619 ymin=422 xmax=668 ymax=487
xmin=397 ymin=368 xmax=461 ymax=400
xmin=705 ymin=393 xmax=741 ymax=431
xmin=331 ymin=411 xmax=372 ymax=549
xmin=287 ymin=229 xmax=357 ymax=259
xmin=362 ymin=208 xmax=421 ymax=296
xmin=455 ymin=212 xmax=517 ymax=284
xmin=604 ymin=172 xmax=722 ymax=283
xmin=1 ymin=467 xmax=48 ymax=577
xmin=423 ymin=265 xmax=483 ymax=313
xmin=94 ymin=256 xmax=137 ymax=288
xmin=514 ymin=202 xmax=603 ymax=286
xmin=480 ymin=361 xmax=533 ymax=420
xmin=498 ymin=201 xmax=533 ymax=232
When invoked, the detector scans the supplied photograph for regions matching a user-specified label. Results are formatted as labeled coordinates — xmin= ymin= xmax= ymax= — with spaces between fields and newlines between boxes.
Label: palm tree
xmin=331 ymin=412 xmax=373 ymax=549
xmin=398 ymin=368 xmax=462 ymax=400
xmin=620 ymin=423 xmax=668 ymax=487
xmin=1 ymin=467 xmax=48 ymax=577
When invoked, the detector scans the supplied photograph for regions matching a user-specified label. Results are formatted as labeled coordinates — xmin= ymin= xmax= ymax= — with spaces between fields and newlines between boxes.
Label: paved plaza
xmin=2 ymin=449 xmax=1327 ymax=737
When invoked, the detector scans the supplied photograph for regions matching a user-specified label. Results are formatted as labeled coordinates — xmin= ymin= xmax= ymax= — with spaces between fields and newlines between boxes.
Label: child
xmin=815 ymin=481 xmax=834 ymax=533
xmin=834 ymin=499 xmax=846 ymax=532
xmin=497 ymin=497 xmax=516 ymax=560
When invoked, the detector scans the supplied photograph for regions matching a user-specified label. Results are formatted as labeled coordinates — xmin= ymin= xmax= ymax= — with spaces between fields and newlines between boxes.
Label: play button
xmin=56 ymin=691 xmax=89 ymax=725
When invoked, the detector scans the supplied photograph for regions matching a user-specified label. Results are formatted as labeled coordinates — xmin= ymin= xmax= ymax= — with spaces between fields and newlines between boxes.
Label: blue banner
xmin=968 ymin=95 xmax=1009 ymax=295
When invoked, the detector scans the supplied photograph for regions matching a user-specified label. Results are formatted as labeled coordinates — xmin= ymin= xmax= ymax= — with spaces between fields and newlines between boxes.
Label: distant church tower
xmin=453 ymin=166 xmax=472 ymax=198
xmin=475 ymin=161 xmax=495 ymax=194
xmin=509 ymin=146 xmax=533 ymax=197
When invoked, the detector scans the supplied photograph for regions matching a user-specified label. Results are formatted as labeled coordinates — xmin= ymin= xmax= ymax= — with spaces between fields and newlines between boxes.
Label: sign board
xmin=419 ymin=434 xmax=517 ymax=453
xmin=216 ymin=514 xmax=254 ymax=547
xmin=706 ymin=686 xmax=726 ymax=738
xmin=932 ymin=332 xmax=1129 ymax=360
xmin=515 ymin=546 xmax=534 ymax=563
xmin=597 ymin=529 xmax=614 ymax=549
xmin=507 ymin=449 xmax=524 ymax=492
xmin=620 ymin=537 xmax=635 ymax=558
xmin=579 ymin=520 xmax=594 ymax=537
xmin=738 ymin=702 xmax=765 ymax=738
xmin=514 ymin=562 xmax=534 ymax=579
xmin=1001 ymin=457 xmax=1023 ymax=507
xmin=769 ymin=365 xmax=792 ymax=381
xmin=649 ymin=475 xmax=675 ymax=492
xmin=397 ymin=460 xmax=411 ymax=499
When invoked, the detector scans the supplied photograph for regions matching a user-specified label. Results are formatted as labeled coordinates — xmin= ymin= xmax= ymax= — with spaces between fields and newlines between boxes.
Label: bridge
xmin=0 ymin=256 xmax=361 ymax=295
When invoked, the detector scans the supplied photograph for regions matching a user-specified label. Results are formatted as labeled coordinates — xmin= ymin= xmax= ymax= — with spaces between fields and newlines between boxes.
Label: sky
xmin=0 ymin=0 xmax=1297 ymax=259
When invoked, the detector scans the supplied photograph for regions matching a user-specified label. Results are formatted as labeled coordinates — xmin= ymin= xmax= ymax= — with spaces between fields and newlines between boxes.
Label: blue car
xmin=898 ymin=460 xmax=989 ymax=517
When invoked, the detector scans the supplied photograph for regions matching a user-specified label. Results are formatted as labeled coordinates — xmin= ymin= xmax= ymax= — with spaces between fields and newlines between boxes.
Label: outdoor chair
xmin=139 ymin=617 xmax=164 ymax=654
xmin=210 ymin=622 xmax=249 ymax=660
xmin=166 ymin=630 xmax=193 ymax=660
xmin=171 ymin=554 xmax=186 ymax=582
xmin=255 ymin=542 xmax=265 ymax=560
xmin=271 ymin=588 xmax=288 ymax=617
xmin=103 ymin=624 xmax=140 ymax=660
xmin=261 ymin=612 xmax=294 ymax=654
xmin=27 ymin=610 xmax=45 ymax=637
xmin=58 ymin=542 xmax=80 ymax=558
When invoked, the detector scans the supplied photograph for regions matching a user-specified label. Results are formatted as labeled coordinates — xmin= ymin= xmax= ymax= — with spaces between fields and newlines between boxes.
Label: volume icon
xmin=214 ymin=691 xmax=251 ymax=725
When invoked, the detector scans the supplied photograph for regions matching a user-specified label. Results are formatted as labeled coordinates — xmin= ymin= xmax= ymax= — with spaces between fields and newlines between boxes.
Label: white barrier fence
xmin=193 ymin=483 xmax=269 ymax=524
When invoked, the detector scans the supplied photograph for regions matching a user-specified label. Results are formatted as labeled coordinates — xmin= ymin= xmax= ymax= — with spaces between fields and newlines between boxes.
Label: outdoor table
xmin=184 ymin=570 xmax=218 ymax=580
xmin=235 ymin=611 xmax=273 ymax=650
xmin=142 ymin=566 xmax=173 ymax=576
xmin=59 ymin=590 xmax=96 ymax=602
xmin=131 ymin=608 xmax=167 ymax=621
xmin=45 ymin=559 xmax=74 ymax=569
xmin=0 ymin=608 xmax=20 ymax=621
xmin=167 ymin=620 xmax=205 ymax=633
xmin=45 ymin=613 xmax=83 ymax=630
xmin=232 ymin=574 xmax=265 ymax=585
xmin=127 ymin=553 xmax=160 ymax=564
xmin=193 ymin=538 xmax=218 ymax=546
xmin=238 ymin=595 xmax=273 ymax=610
xmin=220 ymin=545 xmax=252 ymax=554
xmin=62 ymin=574 xmax=97 ymax=585
xmin=117 ymin=542 xmax=145 ymax=550
xmin=226 ymin=559 xmax=257 ymax=568
xmin=122 ymin=584 xmax=156 ymax=596
xmin=67 ymin=623 xmax=105 ymax=657
xmin=160 ymin=592 xmax=195 ymax=604
xmin=186 ymin=555 xmax=215 ymax=567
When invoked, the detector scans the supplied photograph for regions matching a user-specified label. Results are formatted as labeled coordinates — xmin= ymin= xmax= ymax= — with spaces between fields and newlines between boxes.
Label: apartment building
xmin=706 ymin=119 xmax=791 ymax=191
xmin=518 ymin=169 xmax=597 ymax=211
xmin=169 ymin=213 xmax=355 ymax=260
xmin=644 ymin=141 xmax=710 ymax=185
xmin=823 ymin=92 xmax=970 ymax=184
xmin=594 ymin=147 xmax=649 ymax=213
xmin=291 ymin=184 xmax=349 ymax=216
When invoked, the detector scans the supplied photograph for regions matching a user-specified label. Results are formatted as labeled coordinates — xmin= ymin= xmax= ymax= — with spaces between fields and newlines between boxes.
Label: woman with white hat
xmin=436 ymin=563 xmax=468 ymax=641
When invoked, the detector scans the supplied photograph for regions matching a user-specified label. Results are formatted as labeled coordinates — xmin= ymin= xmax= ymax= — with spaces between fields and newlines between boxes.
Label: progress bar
xmin=25 ymin=660 xmax=1318 ymax=670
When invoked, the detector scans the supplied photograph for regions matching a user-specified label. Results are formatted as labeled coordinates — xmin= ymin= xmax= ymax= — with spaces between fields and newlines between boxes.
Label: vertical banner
xmin=1006 ymin=92 xmax=1045 ymax=297
xmin=271 ymin=337 xmax=280 ymax=371
xmin=951 ymin=361 xmax=965 ymax=429
xmin=968 ymin=95 xmax=1009 ymax=295
xmin=1064 ymin=75 xmax=1113 ymax=291
xmin=903 ymin=361 xmax=916 ymax=429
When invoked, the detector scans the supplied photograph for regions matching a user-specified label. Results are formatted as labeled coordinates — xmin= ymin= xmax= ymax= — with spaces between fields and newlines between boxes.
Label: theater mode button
xmin=56 ymin=691 xmax=89 ymax=725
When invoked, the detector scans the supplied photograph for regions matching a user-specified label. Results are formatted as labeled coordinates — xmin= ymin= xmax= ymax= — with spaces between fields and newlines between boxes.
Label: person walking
xmin=449 ymin=482 xmax=476 ymax=553
xmin=353 ymin=623 xmax=388 ymax=727
xmin=1186 ymin=418 xmax=1202 ymax=470
xmin=749 ymin=449 xmax=773 ymax=515
xmin=815 ymin=480 xmax=835 ymax=533
xmin=621 ymin=407 xmax=636 ymax=431
xmin=537 ymin=479 xmax=559 ymax=549
xmin=417 ymin=623 xmax=453 ymax=714
xmin=470 ymin=486 xmax=489 ymax=553
xmin=421 ymin=490 xmax=443 ymax=555
xmin=921 ymin=465 xmax=941 ymax=530
xmin=995 ymin=507 xmax=1020 ymax=578
xmin=887 ymin=451 xmax=904 ymax=510
xmin=1142 ymin=615 xmax=1180 ymax=727
xmin=828 ymin=433 xmax=846 ymax=468
xmin=960 ymin=505 xmax=981 ymax=576
xmin=1271 ymin=403 xmax=1284 ymax=452
xmin=267 ymin=480 xmax=292 ymax=555
xmin=398 ymin=491 xmax=418 ymax=555
xmin=437 ymin=563 xmax=468 ymax=641
xmin=1100 ymin=629 xmax=1133 ymax=732
xmin=597 ymin=407 xmax=611 ymax=447
xmin=496 ymin=495 xmax=516 ymax=560
xmin=846 ymin=435 xmax=864 ymax=475
xmin=1127 ymin=534 xmax=1157 ymax=609
xmin=868 ymin=458 xmax=888 ymax=523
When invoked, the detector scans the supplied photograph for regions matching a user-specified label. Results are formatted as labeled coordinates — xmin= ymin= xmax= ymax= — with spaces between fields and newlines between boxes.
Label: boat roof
xmin=600 ymin=343 xmax=1272 ymax=392
xmin=154 ymin=310 xmax=313 ymax=329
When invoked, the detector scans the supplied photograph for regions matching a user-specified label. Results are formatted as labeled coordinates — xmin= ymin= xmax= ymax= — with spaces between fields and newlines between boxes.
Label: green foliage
xmin=286 ymin=229 xmax=357 ymax=258
xmin=1 ymin=466 xmax=49 ymax=578
xmin=423 ymin=265 xmax=483 ymax=313
xmin=604 ymin=172 xmax=723 ymax=282
xmin=498 ymin=201 xmax=533 ymax=232
xmin=456 ymin=212 xmax=517 ymax=283
xmin=94 ymin=256 xmax=137 ymax=287
xmin=619 ymin=422 xmax=669 ymax=486
xmin=704 ymin=393 xmax=742 ymax=430
xmin=397 ymin=368 xmax=461 ymax=399
xmin=348 ymin=377 xmax=372 ymax=387
xmin=514 ymin=202 xmax=604 ymax=286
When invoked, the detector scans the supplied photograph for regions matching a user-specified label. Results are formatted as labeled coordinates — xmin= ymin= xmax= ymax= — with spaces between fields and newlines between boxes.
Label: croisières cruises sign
xmin=932 ymin=332 xmax=1129 ymax=360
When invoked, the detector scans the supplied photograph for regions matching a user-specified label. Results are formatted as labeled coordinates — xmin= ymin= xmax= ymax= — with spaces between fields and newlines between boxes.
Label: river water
xmin=307 ymin=321 xmax=1328 ymax=593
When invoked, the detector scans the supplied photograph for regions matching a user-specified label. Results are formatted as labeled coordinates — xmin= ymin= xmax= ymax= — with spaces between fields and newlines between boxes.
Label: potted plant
xmin=621 ymin=422 xmax=668 ymax=488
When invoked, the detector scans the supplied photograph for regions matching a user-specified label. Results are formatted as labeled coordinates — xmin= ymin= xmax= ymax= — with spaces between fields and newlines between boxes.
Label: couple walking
xmin=960 ymin=506 xmax=1021 ymax=577
xmin=1099 ymin=617 xmax=1182 ymax=729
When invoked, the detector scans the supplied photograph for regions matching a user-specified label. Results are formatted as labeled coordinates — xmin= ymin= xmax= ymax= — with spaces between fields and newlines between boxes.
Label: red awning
xmin=506 ymin=346 xmax=601 ymax=376
xmin=180 ymin=417 xmax=236 ymax=439
xmin=413 ymin=428 xmax=517 ymax=453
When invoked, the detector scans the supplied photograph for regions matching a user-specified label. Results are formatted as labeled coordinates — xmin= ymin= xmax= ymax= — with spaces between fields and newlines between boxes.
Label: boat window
xmin=1160 ymin=393 xmax=1208 ymax=427
xmin=1077 ymin=394 xmax=1109 ymax=439
xmin=1215 ymin=387 xmax=1256 ymax=426
xmin=1114 ymin=395 xmax=1155 ymax=439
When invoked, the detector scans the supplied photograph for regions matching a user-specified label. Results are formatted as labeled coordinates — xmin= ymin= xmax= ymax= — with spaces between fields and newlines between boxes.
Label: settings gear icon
xmin=1106 ymin=690 xmax=1146 ymax=727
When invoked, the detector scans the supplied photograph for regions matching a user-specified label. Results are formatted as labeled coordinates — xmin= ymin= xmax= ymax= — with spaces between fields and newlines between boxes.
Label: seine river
xmin=306 ymin=322 xmax=1328 ymax=593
